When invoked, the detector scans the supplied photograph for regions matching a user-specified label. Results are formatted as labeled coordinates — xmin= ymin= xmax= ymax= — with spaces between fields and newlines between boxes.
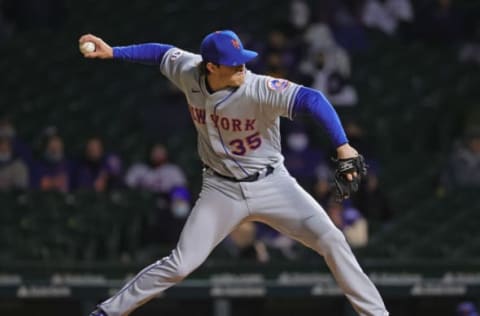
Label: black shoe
xmin=89 ymin=308 xmax=107 ymax=316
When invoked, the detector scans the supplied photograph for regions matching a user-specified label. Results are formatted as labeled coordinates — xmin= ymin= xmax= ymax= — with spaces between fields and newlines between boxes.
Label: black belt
xmin=206 ymin=165 xmax=274 ymax=182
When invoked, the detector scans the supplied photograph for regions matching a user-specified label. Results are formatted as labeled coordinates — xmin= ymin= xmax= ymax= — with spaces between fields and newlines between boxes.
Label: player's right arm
xmin=78 ymin=34 xmax=197 ymax=91
xmin=78 ymin=34 xmax=174 ymax=64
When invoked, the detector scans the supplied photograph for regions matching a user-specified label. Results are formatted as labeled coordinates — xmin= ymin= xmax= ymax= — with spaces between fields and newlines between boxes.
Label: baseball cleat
xmin=89 ymin=308 xmax=107 ymax=316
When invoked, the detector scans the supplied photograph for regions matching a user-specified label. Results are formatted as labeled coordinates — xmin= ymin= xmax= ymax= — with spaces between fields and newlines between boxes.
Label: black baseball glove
xmin=333 ymin=154 xmax=368 ymax=201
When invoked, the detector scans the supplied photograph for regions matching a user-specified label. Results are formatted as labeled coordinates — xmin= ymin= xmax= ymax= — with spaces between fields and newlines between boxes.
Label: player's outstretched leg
xmin=303 ymin=222 xmax=388 ymax=316
xmin=96 ymin=175 xmax=249 ymax=316
xmin=249 ymin=167 xmax=388 ymax=316
xmin=265 ymin=210 xmax=387 ymax=316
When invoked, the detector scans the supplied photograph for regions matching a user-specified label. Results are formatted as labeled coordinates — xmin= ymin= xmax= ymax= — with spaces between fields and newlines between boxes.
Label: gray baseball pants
xmin=99 ymin=165 xmax=388 ymax=316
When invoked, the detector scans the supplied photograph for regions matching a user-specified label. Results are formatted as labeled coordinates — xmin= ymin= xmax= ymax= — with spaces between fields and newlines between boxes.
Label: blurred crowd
xmin=1 ymin=0 xmax=480 ymax=264
xmin=440 ymin=126 xmax=480 ymax=190
xmin=0 ymin=115 xmax=187 ymax=195
xmin=0 ymin=114 xmax=192 ymax=250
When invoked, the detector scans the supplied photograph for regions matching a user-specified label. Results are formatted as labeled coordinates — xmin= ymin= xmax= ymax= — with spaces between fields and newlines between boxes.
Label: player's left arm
xmin=292 ymin=86 xmax=359 ymax=180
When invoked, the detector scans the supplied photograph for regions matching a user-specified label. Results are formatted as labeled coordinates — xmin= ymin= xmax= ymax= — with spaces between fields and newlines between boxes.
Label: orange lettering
xmin=245 ymin=119 xmax=256 ymax=131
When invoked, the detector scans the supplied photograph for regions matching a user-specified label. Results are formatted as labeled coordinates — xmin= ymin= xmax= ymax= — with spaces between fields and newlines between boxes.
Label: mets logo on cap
xmin=231 ymin=39 xmax=241 ymax=49
xmin=267 ymin=78 xmax=290 ymax=92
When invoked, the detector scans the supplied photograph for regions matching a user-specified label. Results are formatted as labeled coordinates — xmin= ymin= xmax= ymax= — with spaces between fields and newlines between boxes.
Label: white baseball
xmin=80 ymin=41 xmax=96 ymax=54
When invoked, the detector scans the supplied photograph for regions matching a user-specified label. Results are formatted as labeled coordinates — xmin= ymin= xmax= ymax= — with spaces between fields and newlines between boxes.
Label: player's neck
xmin=205 ymin=75 xmax=229 ymax=93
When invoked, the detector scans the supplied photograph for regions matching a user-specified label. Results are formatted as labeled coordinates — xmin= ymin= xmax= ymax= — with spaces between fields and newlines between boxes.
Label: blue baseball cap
xmin=200 ymin=30 xmax=258 ymax=66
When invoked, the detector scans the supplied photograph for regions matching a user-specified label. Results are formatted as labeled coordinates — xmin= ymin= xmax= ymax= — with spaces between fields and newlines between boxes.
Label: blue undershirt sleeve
xmin=293 ymin=86 xmax=348 ymax=148
xmin=112 ymin=43 xmax=174 ymax=65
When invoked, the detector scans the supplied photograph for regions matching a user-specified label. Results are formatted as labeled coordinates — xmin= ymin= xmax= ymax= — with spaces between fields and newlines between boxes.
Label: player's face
xmin=211 ymin=64 xmax=246 ymax=87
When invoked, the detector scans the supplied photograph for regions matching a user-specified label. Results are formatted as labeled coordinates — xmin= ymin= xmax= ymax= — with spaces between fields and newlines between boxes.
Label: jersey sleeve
xmin=113 ymin=43 xmax=173 ymax=65
xmin=160 ymin=48 xmax=202 ymax=91
xmin=254 ymin=75 xmax=301 ymax=119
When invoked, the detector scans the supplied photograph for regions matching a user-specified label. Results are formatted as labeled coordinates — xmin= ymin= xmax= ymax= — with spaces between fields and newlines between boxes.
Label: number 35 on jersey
xmin=188 ymin=105 xmax=262 ymax=156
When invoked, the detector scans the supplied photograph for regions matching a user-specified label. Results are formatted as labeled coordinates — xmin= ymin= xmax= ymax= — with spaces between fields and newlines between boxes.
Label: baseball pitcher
xmin=79 ymin=30 xmax=388 ymax=316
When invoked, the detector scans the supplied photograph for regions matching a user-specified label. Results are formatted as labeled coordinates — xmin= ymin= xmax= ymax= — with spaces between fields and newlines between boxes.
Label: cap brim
xmin=221 ymin=49 xmax=258 ymax=66
xmin=240 ymin=49 xmax=258 ymax=63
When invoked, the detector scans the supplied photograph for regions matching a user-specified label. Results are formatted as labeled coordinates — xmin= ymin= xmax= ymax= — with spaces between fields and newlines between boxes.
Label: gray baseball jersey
xmin=160 ymin=48 xmax=299 ymax=179
xmin=98 ymin=48 xmax=388 ymax=316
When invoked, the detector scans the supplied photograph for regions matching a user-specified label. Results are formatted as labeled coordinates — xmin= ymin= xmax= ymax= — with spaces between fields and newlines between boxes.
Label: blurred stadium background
xmin=0 ymin=0 xmax=480 ymax=315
